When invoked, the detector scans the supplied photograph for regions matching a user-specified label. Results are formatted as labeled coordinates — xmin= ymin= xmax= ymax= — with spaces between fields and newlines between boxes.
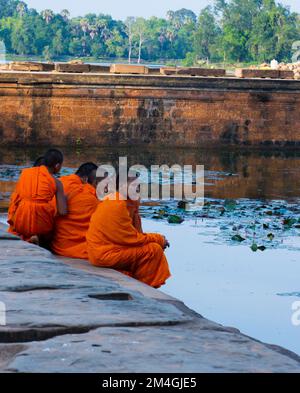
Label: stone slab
xmin=0 ymin=239 xmax=54 ymax=260
xmin=89 ymin=65 xmax=110 ymax=73
xmin=279 ymin=70 xmax=295 ymax=79
xmin=55 ymin=63 xmax=90 ymax=73
xmin=110 ymin=64 xmax=148 ymax=74
xmin=0 ymin=344 xmax=27 ymax=370
xmin=161 ymin=67 xmax=226 ymax=77
xmin=4 ymin=323 xmax=300 ymax=373
xmin=0 ymin=223 xmax=19 ymax=240
xmin=8 ymin=62 xmax=54 ymax=72
xmin=147 ymin=67 xmax=160 ymax=75
xmin=62 ymin=257 xmax=177 ymax=302
xmin=235 ymin=68 xmax=280 ymax=79
xmin=0 ymin=287 xmax=191 ymax=343
xmin=0 ymin=242 xmax=192 ymax=343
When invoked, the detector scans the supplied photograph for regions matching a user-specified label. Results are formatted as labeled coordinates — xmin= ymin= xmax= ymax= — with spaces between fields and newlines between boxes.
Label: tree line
xmin=0 ymin=0 xmax=299 ymax=64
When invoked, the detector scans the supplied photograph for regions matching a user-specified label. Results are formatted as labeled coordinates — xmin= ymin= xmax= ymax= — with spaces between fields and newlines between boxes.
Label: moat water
xmin=0 ymin=146 xmax=300 ymax=355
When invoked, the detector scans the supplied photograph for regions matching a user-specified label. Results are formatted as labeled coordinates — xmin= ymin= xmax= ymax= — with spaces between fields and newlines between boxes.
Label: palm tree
xmin=80 ymin=18 xmax=90 ymax=35
xmin=16 ymin=2 xmax=27 ymax=18
xmin=167 ymin=10 xmax=175 ymax=22
xmin=89 ymin=26 xmax=98 ymax=40
xmin=79 ymin=19 xmax=90 ymax=56
xmin=41 ymin=9 xmax=54 ymax=24
xmin=60 ymin=9 xmax=70 ymax=22
xmin=158 ymin=29 xmax=167 ymax=57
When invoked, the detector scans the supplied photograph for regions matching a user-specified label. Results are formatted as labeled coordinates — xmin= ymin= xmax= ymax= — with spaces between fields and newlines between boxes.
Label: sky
xmin=24 ymin=0 xmax=300 ymax=20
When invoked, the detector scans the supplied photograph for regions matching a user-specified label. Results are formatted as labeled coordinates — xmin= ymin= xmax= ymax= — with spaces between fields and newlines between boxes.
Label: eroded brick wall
xmin=0 ymin=73 xmax=299 ymax=147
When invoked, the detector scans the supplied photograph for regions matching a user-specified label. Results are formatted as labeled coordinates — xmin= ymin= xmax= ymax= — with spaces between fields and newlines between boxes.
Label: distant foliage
xmin=0 ymin=0 xmax=299 ymax=63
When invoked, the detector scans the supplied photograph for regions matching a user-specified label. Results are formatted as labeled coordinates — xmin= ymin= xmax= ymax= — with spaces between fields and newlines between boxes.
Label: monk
xmin=51 ymin=162 xmax=99 ymax=259
xmin=7 ymin=149 xmax=67 ymax=244
xmin=7 ymin=156 xmax=47 ymax=235
xmin=126 ymin=198 xmax=143 ymax=233
xmin=86 ymin=176 xmax=171 ymax=288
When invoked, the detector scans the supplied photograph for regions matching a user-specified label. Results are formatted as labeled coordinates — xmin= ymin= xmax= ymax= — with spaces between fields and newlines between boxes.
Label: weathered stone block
xmin=55 ymin=63 xmax=90 ymax=73
xmin=7 ymin=62 xmax=54 ymax=72
xmin=279 ymin=70 xmax=295 ymax=80
xmin=147 ymin=67 xmax=160 ymax=75
xmin=89 ymin=64 xmax=110 ymax=73
xmin=186 ymin=68 xmax=226 ymax=77
xmin=0 ymin=64 xmax=10 ymax=71
xmin=160 ymin=67 xmax=225 ymax=77
xmin=160 ymin=67 xmax=178 ymax=75
xmin=6 ymin=325 xmax=300 ymax=373
xmin=110 ymin=64 xmax=148 ymax=74
xmin=235 ymin=68 xmax=280 ymax=79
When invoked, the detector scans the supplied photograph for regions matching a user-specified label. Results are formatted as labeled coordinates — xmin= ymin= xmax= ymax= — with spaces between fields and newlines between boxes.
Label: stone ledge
xmin=0 ymin=71 xmax=299 ymax=92
xmin=0 ymin=225 xmax=300 ymax=372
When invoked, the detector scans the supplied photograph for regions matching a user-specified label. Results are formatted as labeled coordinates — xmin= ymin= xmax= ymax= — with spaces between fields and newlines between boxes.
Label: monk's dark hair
xmin=76 ymin=162 xmax=98 ymax=184
xmin=33 ymin=156 xmax=45 ymax=167
xmin=44 ymin=149 xmax=64 ymax=168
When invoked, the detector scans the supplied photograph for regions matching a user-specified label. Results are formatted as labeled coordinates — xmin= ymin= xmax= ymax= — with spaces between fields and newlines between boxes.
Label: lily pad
xmin=251 ymin=243 xmax=258 ymax=252
xmin=283 ymin=217 xmax=297 ymax=228
xmin=168 ymin=215 xmax=184 ymax=224
xmin=257 ymin=245 xmax=266 ymax=251
xmin=231 ymin=234 xmax=245 ymax=242
xmin=265 ymin=211 xmax=273 ymax=216
xmin=224 ymin=199 xmax=237 ymax=211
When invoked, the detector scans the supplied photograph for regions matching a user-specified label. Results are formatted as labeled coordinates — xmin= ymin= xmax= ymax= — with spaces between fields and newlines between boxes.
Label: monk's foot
xmin=29 ymin=235 xmax=39 ymax=246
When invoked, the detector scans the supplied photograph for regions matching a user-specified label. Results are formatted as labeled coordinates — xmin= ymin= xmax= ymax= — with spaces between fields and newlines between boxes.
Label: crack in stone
xmin=0 ymin=320 xmax=191 ymax=344
xmin=88 ymin=292 xmax=133 ymax=301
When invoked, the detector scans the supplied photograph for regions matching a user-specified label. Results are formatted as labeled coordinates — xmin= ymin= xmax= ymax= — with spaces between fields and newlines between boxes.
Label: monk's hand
xmin=162 ymin=236 xmax=170 ymax=249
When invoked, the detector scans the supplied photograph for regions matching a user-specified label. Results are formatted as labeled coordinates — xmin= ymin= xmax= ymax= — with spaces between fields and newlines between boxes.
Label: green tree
xmin=125 ymin=16 xmax=135 ymax=62
xmin=52 ymin=29 xmax=64 ymax=56
xmin=249 ymin=0 xmax=299 ymax=62
xmin=194 ymin=6 xmax=221 ymax=61
xmin=0 ymin=0 xmax=298 ymax=64
xmin=132 ymin=17 xmax=147 ymax=63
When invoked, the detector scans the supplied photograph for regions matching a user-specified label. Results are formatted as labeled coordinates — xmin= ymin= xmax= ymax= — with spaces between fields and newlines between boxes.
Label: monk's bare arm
xmin=55 ymin=178 xmax=68 ymax=216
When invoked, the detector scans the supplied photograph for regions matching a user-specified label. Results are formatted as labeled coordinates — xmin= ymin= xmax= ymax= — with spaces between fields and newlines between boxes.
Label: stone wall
xmin=0 ymin=72 xmax=299 ymax=147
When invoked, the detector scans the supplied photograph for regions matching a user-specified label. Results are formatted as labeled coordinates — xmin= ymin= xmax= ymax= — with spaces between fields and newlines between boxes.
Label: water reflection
xmin=1 ymin=146 xmax=300 ymax=203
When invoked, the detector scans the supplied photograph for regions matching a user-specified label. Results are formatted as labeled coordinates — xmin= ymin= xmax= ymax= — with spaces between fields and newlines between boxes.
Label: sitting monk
xmin=86 ymin=175 xmax=171 ymax=288
xmin=51 ymin=162 xmax=99 ymax=259
xmin=7 ymin=149 xmax=67 ymax=244
xmin=126 ymin=197 xmax=143 ymax=233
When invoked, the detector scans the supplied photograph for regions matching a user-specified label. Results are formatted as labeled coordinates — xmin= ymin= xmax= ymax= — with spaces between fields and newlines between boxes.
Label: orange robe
xmin=126 ymin=198 xmax=143 ymax=233
xmin=51 ymin=174 xmax=99 ymax=259
xmin=7 ymin=184 xmax=21 ymax=236
xmin=7 ymin=165 xmax=56 ymax=240
xmin=86 ymin=192 xmax=171 ymax=288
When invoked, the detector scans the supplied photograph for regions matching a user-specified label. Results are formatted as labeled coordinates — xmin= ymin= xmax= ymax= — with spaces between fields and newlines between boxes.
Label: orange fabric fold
xmin=126 ymin=198 xmax=143 ymax=233
xmin=86 ymin=192 xmax=171 ymax=288
xmin=7 ymin=165 xmax=57 ymax=240
xmin=51 ymin=174 xmax=98 ymax=259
